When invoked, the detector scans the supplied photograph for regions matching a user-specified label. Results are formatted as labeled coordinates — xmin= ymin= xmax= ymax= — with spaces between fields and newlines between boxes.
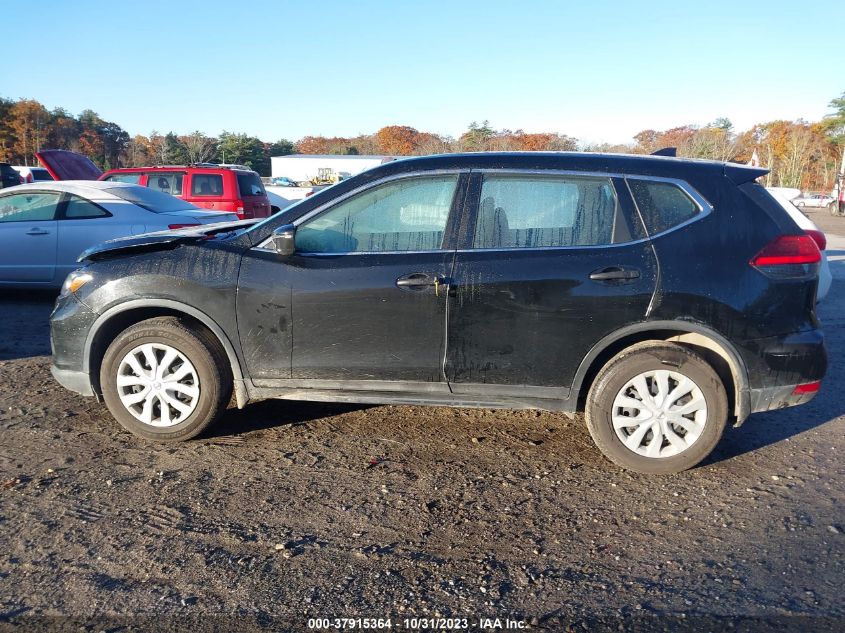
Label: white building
xmin=270 ymin=154 xmax=397 ymax=181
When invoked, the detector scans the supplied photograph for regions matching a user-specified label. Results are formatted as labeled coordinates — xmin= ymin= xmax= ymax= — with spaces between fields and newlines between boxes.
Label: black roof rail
xmin=651 ymin=147 xmax=677 ymax=157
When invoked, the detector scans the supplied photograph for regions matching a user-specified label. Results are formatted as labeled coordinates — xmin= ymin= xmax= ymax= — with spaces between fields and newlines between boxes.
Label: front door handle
xmin=26 ymin=228 xmax=50 ymax=236
xmin=589 ymin=266 xmax=640 ymax=281
xmin=396 ymin=273 xmax=442 ymax=295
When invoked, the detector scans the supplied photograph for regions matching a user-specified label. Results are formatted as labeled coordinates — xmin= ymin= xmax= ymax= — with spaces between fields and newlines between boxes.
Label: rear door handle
xmin=26 ymin=228 xmax=50 ymax=236
xmin=589 ymin=266 xmax=640 ymax=281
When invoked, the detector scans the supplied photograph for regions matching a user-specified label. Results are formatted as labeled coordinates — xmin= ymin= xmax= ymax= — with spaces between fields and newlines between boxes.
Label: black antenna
xmin=651 ymin=147 xmax=677 ymax=157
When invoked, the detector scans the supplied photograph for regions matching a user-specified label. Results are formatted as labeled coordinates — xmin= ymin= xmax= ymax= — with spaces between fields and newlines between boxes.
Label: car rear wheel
xmin=100 ymin=317 xmax=232 ymax=441
xmin=585 ymin=342 xmax=728 ymax=474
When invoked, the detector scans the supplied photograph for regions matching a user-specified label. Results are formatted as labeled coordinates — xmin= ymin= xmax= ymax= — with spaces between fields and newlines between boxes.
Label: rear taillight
xmin=750 ymin=235 xmax=820 ymax=279
xmin=168 ymin=223 xmax=200 ymax=230
xmin=804 ymin=229 xmax=826 ymax=252
xmin=792 ymin=381 xmax=821 ymax=395
xmin=751 ymin=235 xmax=820 ymax=265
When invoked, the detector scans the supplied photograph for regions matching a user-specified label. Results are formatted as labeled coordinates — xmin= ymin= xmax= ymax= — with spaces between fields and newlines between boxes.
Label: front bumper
xmin=50 ymin=365 xmax=94 ymax=397
xmin=50 ymin=291 xmax=97 ymax=398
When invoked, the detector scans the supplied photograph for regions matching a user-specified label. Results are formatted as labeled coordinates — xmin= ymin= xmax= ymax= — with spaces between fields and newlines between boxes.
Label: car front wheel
xmin=585 ymin=342 xmax=728 ymax=474
xmin=100 ymin=317 xmax=232 ymax=441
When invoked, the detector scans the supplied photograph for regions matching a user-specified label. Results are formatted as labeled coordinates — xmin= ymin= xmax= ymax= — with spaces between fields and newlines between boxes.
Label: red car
xmin=36 ymin=150 xmax=274 ymax=219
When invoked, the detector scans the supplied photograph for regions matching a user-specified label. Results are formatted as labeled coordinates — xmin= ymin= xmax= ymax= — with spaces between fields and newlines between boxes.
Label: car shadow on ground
xmin=209 ymin=398 xmax=373 ymax=438
xmin=0 ymin=290 xmax=57 ymax=361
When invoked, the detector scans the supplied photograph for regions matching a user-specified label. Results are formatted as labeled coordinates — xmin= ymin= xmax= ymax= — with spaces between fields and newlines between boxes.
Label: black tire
xmin=585 ymin=342 xmax=728 ymax=474
xmin=100 ymin=317 xmax=232 ymax=441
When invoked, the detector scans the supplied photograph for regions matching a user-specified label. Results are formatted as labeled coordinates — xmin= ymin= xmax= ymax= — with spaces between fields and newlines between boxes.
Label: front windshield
xmin=105 ymin=185 xmax=200 ymax=213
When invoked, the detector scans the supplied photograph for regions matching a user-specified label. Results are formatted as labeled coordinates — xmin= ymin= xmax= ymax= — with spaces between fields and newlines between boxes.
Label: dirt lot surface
xmin=1 ymin=210 xmax=843 ymax=631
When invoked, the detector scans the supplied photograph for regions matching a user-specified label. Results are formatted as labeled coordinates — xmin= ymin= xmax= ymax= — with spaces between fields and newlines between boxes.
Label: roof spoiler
xmin=651 ymin=147 xmax=677 ymax=157
xmin=725 ymin=163 xmax=768 ymax=184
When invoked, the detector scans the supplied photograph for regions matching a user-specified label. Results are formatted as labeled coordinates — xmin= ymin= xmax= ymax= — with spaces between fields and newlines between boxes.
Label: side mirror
xmin=271 ymin=224 xmax=296 ymax=258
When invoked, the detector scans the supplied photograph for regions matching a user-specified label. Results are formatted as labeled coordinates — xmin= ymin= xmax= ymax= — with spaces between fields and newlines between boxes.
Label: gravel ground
xmin=0 ymin=213 xmax=843 ymax=631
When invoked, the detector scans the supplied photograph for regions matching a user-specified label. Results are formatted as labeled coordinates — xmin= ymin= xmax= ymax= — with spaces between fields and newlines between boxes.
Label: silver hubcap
xmin=612 ymin=369 xmax=707 ymax=459
xmin=116 ymin=343 xmax=200 ymax=427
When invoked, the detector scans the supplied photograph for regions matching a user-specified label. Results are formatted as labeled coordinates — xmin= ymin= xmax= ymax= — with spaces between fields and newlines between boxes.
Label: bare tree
xmin=180 ymin=131 xmax=217 ymax=164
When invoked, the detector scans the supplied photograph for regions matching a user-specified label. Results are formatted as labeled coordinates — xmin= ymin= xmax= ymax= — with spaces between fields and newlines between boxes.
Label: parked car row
xmin=49 ymin=152 xmax=827 ymax=475
xmin=0 ymin=163 xmax=56 ymax=188
xmin=0 ymin=181 xmax=238 ymax=287
xmin=35 ymin=150 xmax=274 ymax=219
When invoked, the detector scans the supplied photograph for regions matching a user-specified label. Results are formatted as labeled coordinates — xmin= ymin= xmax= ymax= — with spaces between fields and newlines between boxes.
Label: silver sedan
xmin=0 ymin=181 xmax=239 ymax=287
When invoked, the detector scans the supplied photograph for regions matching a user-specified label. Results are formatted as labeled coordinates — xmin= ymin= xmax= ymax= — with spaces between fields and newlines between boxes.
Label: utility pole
xmin=837 ymin=145 xmax=845 ymax=214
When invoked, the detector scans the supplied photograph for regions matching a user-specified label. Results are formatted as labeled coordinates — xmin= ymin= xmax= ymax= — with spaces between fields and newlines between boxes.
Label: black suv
xmin=50 ymin=153 xmax=826 ymax=474
xmin=0 ymin=162 xmax=21 ymax=188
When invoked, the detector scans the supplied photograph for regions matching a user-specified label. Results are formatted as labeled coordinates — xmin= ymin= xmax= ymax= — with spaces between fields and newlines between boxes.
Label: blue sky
xmin=2 ymin=0 xmax=841 ymax=145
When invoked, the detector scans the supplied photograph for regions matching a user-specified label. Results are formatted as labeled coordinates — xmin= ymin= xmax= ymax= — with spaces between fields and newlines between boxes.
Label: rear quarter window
xmin=628 ymin=179 xmax=700 ymax=235
xmin=104 ymin=186 xmax=199 ymax=213
xmin=237 ymin=172 xmax=265 ymax=197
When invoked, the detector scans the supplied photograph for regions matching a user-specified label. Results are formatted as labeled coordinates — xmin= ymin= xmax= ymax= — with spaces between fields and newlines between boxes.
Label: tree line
xmin=1 ymin=92 xmax=843 ymax=190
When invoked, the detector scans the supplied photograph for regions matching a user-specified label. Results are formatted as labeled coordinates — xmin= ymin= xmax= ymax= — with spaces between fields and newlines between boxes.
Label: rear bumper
xmin=741 ymin=329 xmax=826 ymax=417
xmin=748 ymin=383 xmax=820 ymax=414
xmin=50 ymin=365 xmax=94 ymax=397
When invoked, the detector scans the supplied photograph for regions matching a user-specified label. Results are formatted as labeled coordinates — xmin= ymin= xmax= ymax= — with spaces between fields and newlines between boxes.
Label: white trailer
xmin=270 ymin=154 xmax=397 ymax=182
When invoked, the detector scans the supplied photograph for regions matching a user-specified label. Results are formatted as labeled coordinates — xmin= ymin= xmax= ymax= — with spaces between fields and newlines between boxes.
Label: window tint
xmin=295 ymin=175 xmax=458 ymax=253
xmin=472 ymin=175 xmax=619 ymax=248
xmin=104 ymin=173 xmax=142 ymax=184
xmin=191 ymin=174 xmax=223 ymax=196
xmin=31 ymin=169 xmax=54 ymax=181
xmin=63 ymin=195 xmax=110 ymax=219
xmin=104 ymin=186 xmax=199 ymax=213
xmin=146 ymin=172 xmax=184 ymax=195
xmin=237 ymin=172 xmax=265 ymax=197
xmin=0 ymin=192 xmax=60 ymax=223
xmin=628 ymin=179 xmax=699 ymax=235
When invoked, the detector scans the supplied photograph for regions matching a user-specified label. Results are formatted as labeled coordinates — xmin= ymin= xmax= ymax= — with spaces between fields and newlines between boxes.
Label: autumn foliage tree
xmin=2 ymin=92 xmax=843 ymax=185
xmin=374 ymin=125 xmax=420 ymax=154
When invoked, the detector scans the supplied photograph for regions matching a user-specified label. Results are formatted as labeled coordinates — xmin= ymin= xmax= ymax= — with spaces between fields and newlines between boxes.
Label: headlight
xmin=61 ymin=271 xmax=93 ymax=296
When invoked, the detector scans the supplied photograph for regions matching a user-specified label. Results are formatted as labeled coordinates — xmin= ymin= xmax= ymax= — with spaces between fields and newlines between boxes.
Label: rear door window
xmin=627 ymin=179 xmax=700 ymax=235
xmin=237 ymin=172 xmax=266 ymax=197
xmin=191 ymin=174 xmax=224 ymax=196
xmin=471 ymin=175 xmax=622 ymax=249
xmin=147 ymin=172 xmax=184 ymax=195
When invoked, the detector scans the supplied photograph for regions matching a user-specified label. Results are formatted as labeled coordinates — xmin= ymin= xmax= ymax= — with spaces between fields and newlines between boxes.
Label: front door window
xmin=295 ymin=175 xmax=458 ymax=253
